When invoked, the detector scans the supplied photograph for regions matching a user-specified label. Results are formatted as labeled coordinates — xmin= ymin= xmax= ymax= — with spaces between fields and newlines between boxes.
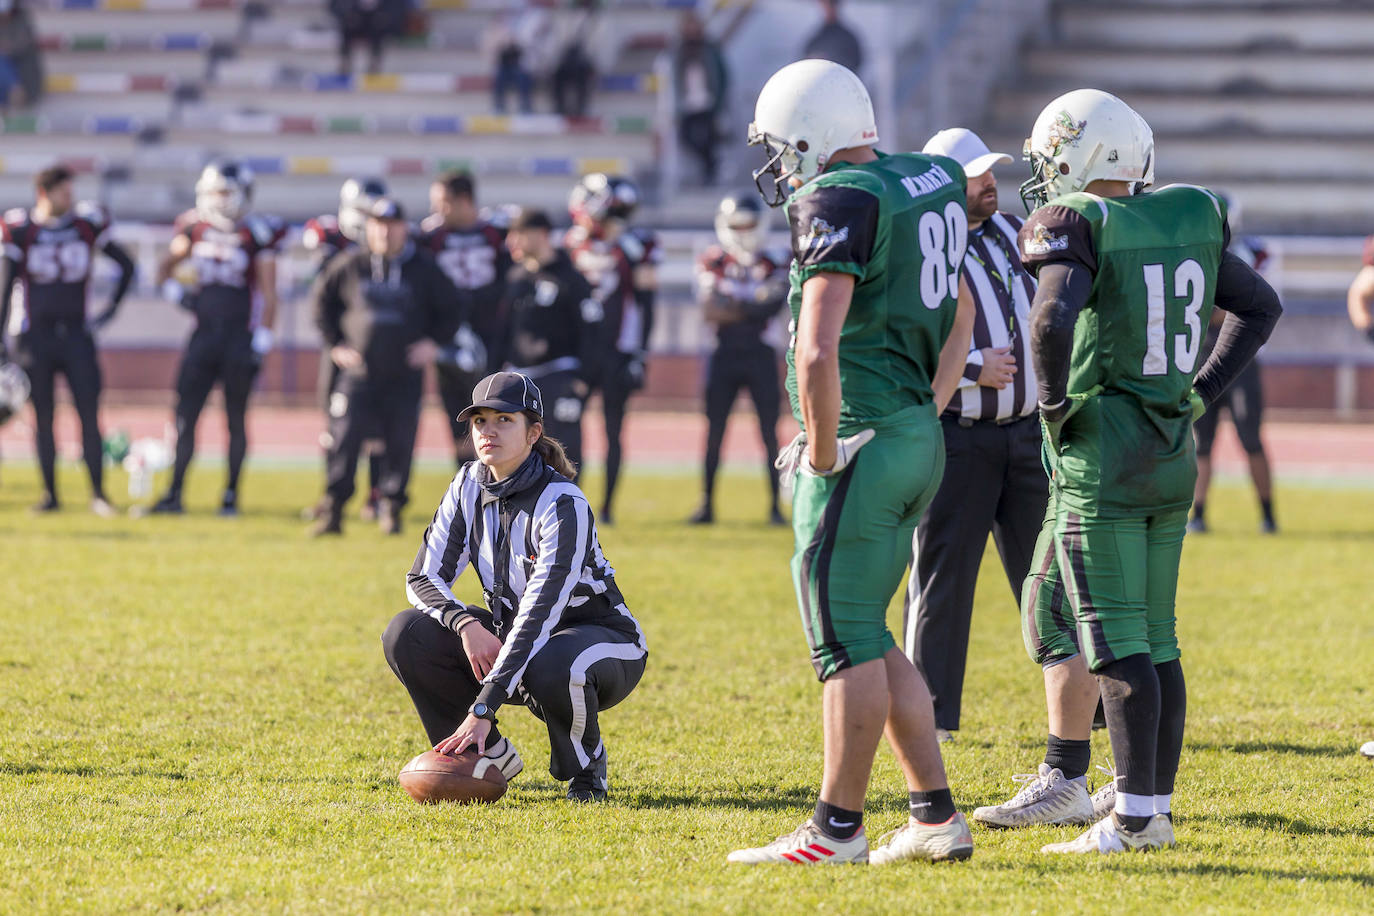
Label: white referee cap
xmin=922 ymin=128 xmax=1013 ymax=177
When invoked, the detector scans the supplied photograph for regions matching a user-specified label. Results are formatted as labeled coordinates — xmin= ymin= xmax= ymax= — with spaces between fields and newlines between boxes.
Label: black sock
xmin=1260 ymin=498 xmax=1275 ymax=526
xmin=1191 ymin=501 xmax=1205 ymax=522
xmin=908 ymin=789 xmax=955 ymax=824
xmin=1096 ymin=653 xmax=1161 ymax=801
xmin=812 ymin=799 xmax=863 ymax=839
xmin=1153 ymin=659 xmax=1187 ymax=798
xmin=1044 ymin=734 xmax=1091 ymax=780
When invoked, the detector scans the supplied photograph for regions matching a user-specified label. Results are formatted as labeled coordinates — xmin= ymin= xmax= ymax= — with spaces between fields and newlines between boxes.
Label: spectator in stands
xmin=552 ymin=0 xmax=599 ymax=118
xmin=0 ymin=0 xmax=42 ymax=109
xmin=330 ymin=0 xmax=407 ymax=77
xmin=800 ymin=0 xmax=863 ymax=76
xmin=673 ymin=12 xmax=728 ymax=186
xmin=485 ymin=5 xmax=551 ymax=115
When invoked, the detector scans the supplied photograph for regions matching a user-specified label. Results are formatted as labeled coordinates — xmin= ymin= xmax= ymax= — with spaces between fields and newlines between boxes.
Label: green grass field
xmin=1 ymin=463 xmax=1371 ymax=914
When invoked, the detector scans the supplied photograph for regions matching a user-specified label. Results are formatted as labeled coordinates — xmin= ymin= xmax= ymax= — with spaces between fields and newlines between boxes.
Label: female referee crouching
xmin=383 ymin=371 xmax=647 ymax=801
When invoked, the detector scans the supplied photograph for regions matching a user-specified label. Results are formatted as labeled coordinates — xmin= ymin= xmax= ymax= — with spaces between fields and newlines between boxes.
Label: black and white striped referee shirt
xmin=406 ymin=460 xmax=645 ymax=709
xmin=949 ymin=211 xmax=1040 ymax=423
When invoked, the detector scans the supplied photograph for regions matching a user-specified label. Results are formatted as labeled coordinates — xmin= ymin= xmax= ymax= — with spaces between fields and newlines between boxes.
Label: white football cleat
xmin=727 ymin=820 xmax=868 ymax=865
xmin=870 ymin=812 xmax=973 ymax=864
xmin=483 ymin=737 xmax=524 ymax=781
xmin=1360 ymin=741 xmax=1374 ymax=758
xmin=1041 ymin=813 xmax=1175 ymax=855
xmin=1090 ymin=764 xmax=1118 ymax=821
xmin=971 ymin=764 xmax=1094 ymax=828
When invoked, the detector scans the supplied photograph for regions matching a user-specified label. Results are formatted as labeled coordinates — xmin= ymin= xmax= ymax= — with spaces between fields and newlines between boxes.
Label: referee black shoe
xmin=218 ymin=490 xmax=238 ymax=517
xmin=567 ymin=752 xmax=608 ymax=802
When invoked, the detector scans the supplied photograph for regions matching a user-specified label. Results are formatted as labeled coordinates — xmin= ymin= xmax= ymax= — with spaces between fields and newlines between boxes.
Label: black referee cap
xmin=369 ymin=197 xmax=406 ymax=222
xmin=457 ymin=371 xmax=543 ymax=422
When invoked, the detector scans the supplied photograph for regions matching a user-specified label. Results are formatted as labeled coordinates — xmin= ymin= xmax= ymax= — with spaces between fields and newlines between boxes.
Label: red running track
xmin=2 ymin=401 xmax=1372 ymax=478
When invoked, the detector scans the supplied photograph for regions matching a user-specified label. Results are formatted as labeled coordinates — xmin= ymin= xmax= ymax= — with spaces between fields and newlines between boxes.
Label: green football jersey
xmin=784 ymin=151 xmax=968 ymax=432
xmin=1020 ymin=184 xmax=1229 ymax=517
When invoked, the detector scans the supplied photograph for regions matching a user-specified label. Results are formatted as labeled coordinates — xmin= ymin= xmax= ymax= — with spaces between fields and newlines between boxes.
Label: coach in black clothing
xmin=310 ymin=198 xmax=461 ymax=536
xmin=902 ymin=129 xmax=1049 ymax=737
xmin=499 ymin=208 xmax=600 ymax=470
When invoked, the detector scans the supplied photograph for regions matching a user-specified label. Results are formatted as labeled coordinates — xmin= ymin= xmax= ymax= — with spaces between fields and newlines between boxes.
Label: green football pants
xmin=1022 ymin=495 xmax=1188 ymax=671
xmin=792 ymin=406 xmax=944 ymax=681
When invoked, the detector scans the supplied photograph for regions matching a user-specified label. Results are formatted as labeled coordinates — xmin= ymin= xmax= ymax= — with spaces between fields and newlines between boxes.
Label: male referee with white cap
xmin=903 ymin=128 xmax=1049 ymax=740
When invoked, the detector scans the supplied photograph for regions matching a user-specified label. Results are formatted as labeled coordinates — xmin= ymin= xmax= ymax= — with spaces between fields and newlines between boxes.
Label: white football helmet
xmin=747 ymin=59 xmax=878 ymax=207
xmin=338 ymin=176 xmax=388 ymax=242
xmin=195 ymin=160 xmax=254 ymax=225
xmin=714 ymin=193 xmax=769 ymax=262
xmin=1020 ymin=89 xmax=1154 ymax=211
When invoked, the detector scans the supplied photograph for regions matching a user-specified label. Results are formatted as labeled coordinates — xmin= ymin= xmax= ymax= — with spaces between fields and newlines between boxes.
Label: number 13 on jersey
xmin=1141 ymin=258 xmax=1206 ymax=376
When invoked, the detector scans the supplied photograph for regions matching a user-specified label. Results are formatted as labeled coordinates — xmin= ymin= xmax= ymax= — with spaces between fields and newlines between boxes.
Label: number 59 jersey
xmin=2 ymin=202 xmax=111 ymax=329
xmin=784 ymin=151 xmax=968 ymax=433
xmin=1019 ymin=185 xmax=1228 ymax=517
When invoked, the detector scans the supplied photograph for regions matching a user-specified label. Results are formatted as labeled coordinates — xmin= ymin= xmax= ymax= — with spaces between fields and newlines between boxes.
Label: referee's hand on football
xmin=978 ymin=345 xmax=1017 ymax=389
xmin=460 ymin=621 xmax=503 ymax=679
xmin=436 ymin=715 xmax=490 ymax=757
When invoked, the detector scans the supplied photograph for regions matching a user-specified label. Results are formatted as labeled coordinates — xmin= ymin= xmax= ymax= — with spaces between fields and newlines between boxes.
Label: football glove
xmin=775 ymin=428 xmax=876 ymax=498
xmin=1188 ymin=388 xmax=1207 ymax=422
xmin=251 ymin=326 xmax=275 ymax=356
xmin=620 ymin=353 xmax=647 ymax=391
xmin=1039 ymin=384 xmax=1103 ymax=451
xmin=443 ymin=324 xmax=487 ymax=375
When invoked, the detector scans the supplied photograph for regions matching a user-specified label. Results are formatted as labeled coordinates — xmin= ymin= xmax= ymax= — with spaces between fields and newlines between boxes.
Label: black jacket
xmin=313 ymin=243 xmax=463 ymax=382
xmin=500 ymin=249 xmax=600 ymax=378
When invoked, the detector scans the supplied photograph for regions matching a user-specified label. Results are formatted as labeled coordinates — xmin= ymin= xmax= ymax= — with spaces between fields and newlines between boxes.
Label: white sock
xmin=484 ymin=738 xmax=508 ymax=757
xmin=1115 ymin=791 xmax=1154 ymax=819
xmin=1153 ymin=793 xmax=1171 ymax=815
xmin=1068 ymin=774 xmax=1088 ymax=787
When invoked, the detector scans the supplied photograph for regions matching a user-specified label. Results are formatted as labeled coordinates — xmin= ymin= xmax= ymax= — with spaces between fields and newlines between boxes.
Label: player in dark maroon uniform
xmin=0 ymin=163 xmax=135 ymax=514
xmin=147 ymin=161 xmax=284 ymax=516
xmin=688 ymin=193 xmax=788 ymax=526
xmin=416 ymin=171 xmax=506 ymax=464
xmin=303 ymin=176 xmax=388 ymax=520
xmin=564 ymin=173 xmax=659 ymax=524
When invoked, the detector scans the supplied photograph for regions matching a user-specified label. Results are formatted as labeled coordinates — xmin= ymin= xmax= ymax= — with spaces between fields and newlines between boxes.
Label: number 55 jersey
xmin=174 ymin=209 xmax=286 ymax=330
xmin=1018 ymin=185 xmax=1227 ymax=517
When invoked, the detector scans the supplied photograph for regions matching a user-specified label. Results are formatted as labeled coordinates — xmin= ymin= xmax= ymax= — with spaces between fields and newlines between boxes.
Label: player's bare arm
xmin=255 ymin=252 xmax=279 ymax=331
xmin=1346 ymin=264 xmax=1374 ymax=334
xmin=932 ymin=273 xmax=977 ymax=413
xmin=1193 ymin=250 xmax=1282 ymax=406
xmin=155 ymin=233 xmax=191 ymax=285
xmin=795 ymin=270 xmax=853 ymax=471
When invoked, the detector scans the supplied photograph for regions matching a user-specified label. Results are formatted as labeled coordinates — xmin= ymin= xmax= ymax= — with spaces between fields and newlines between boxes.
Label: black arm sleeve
xmin=634 ymin=285 xmax=655 ymax=354
xmin=100 ymin=240 xmax=137 ymax=312
xmin=1193 ymin=250 xmax=1282 ymax=406
xmin=0 ymin=258 xmax=17 ymax=346
xmin=1030 ymin=260 xmax=1096 ymax=410
xmin=312 ymin=262 xmax=345 ymax=347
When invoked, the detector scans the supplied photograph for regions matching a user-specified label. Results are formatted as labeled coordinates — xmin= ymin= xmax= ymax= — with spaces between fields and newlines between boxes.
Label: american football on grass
xmin=398 ymin=749 xmax=508 ymax=804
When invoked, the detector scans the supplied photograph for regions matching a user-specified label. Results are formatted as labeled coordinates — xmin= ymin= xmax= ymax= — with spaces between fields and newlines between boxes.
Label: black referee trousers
xmin=382 ymin=607 xmax=645 ymax=780
xmin=902 ymin=413 xmax=1048 ymax=731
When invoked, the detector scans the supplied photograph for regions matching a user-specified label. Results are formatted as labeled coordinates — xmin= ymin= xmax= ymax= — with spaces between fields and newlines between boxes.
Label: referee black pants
xmin=15 ymin=324 xmax=105 ymax=501
xmin=382 ymin=607 xmax=646 ymax=781
xmin=902 ymin=414 xmax=1049 ymax=731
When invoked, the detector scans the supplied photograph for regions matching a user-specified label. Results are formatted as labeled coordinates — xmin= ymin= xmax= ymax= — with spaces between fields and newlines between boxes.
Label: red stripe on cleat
xmin=781 ymin=852 xmax=802 ymax=864
xmin=808 ymin=844 xmax=835 ymax=857
xmin=795 ymin=849 xmax=819 ymax=862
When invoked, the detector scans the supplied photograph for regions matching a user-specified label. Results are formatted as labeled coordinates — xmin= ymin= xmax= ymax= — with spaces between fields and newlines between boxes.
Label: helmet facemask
xmin=1019 ymin=143 xmax=1059 ymax=213
xmin=748 ymin=125 xmax=806 ymax=208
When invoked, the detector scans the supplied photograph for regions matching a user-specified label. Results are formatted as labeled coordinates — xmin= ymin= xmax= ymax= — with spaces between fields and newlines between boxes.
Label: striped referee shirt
xmin=948 ymin=211 xmax=1040 ymax=423
xmin=406 ymin=461 xmax=645 ymax=711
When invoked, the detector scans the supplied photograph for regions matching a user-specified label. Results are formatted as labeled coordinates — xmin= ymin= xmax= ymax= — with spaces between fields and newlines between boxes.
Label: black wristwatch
xmin=470 ymin=702 xmax=498 ymax=723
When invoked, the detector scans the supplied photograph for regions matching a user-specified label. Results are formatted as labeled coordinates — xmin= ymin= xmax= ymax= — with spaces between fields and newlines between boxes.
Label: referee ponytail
xmin=526 ymin=411 xmax=578 ymax=480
